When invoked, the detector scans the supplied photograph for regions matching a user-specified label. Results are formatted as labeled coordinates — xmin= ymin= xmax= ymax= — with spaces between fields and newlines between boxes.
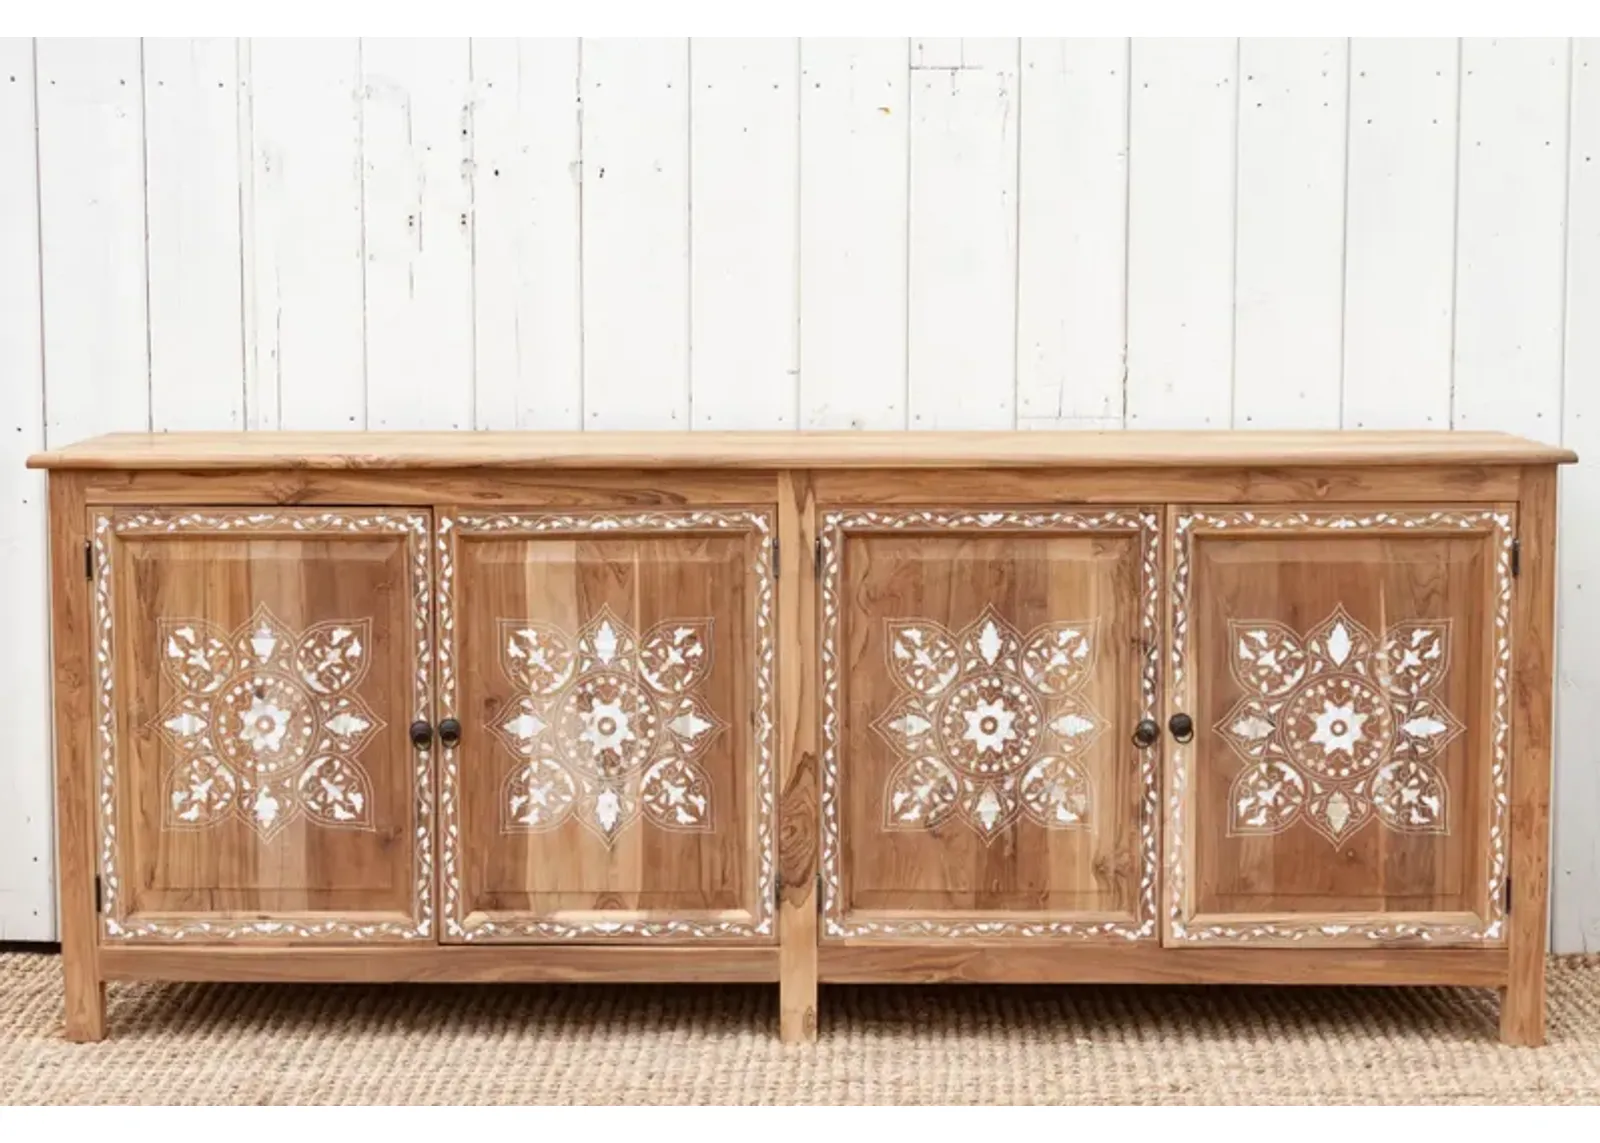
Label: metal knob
xmin=1168 ymin=712 xmax=1195 ymax=744
xmin=1131 ymin=718 xmax=1160 ymax=749
xmin=409 ymin=720 xmax=433 ymax=749
xmin=438 ymin=718 xmax=462 ymax=748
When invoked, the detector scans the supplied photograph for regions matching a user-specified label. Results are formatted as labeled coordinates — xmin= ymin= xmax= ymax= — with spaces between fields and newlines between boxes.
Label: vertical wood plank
xmin=1125 ymin=38 xmax=1237 ymax=428
xmin=1555 ymin=37 xmax=1600 ymax=957
xmin=470 ymin=38 xmax=582 ymax=431
xmin=36 ymin=37 xmax=149 ymax=443
xmin=245 ymin=38 xmax=366 ymax=429
xmin=143 ymin=37 xmax=245 ymax=432
xmin=1453 ymin=38 xmax=1569 ymax=444
xmin=1342 ymin=38 xmax=1459 ymax=429
xmin=776 ymin=470 xmax=817 ymax=1043
xmin=1015 ymin=38 xmax=1129 ymax=431
xmin=907 ymin=37 xmax=1019 ymax=430
xmin=48 ymin=473 xmax=101 ymax=1038
xmin=1233 ymin=38 xmax=1347 ymax=429
xmin=0 ymin=39 xmax=54 ymax=942
xmin=361 ymin=38 xmax=475 ymax=431
xmin=689 ymin=38 xmax=800 ymax=430
xmin=1505 ymin=465 xmax=1558 ymax=1045
xmin=798 ymin=38 xmax=909 ymax=430
xmin=580 ymin=38 xmax=690 ymax=429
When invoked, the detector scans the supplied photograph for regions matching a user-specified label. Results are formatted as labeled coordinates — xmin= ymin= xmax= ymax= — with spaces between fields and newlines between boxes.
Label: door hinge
xmin=1511 ymin=538 xmax=1522 ymax=578
xmin=1504 ymin=876 xmax=1513 ymax=915
xmin=813 ymin=537 xmax=822 ymax=576
xmin=93 ymin=874 xmax=102 ymax=914
xmin=772 ymin=537 xmax=780 ymax=579
xmin=816 ymin=872 xmax=823 ymax=915
xmin=83 ymin=540 xmax=93 ymax=580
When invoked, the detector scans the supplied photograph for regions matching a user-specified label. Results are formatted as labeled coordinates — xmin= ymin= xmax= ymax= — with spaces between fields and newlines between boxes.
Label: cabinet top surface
xmin=26 ymin=429 xmax=1577 ymax=471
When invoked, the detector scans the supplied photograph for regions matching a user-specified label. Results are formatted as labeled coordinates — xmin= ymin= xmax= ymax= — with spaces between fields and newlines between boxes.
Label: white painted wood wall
xmin=2 ymin=37 xmax=1597 ymax=952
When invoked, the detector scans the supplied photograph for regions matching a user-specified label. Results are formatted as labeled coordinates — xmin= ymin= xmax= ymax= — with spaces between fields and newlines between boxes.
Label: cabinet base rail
xmin=94 ymin=943 xmax=1504 ymax=988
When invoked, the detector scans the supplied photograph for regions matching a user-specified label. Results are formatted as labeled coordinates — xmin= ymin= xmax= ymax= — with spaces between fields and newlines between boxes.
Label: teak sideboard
xmin=28 ymin=430 xmax=1576 ymax=1045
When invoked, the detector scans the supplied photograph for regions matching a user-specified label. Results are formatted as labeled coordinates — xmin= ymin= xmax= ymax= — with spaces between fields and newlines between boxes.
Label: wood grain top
xmin=26 ymin=430 xmax=1577 ymax=471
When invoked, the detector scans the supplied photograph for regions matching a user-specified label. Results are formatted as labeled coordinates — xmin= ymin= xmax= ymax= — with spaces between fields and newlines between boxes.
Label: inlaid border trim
xmin=437 ymin=509 xmax=776 ymax=941
xmin=818 ymin=507 xmax=1162 ymax=941
xmin=1168 ymin=506 xmax=1514 ymax=945
xmin=92 ymin=508 xmax=435 ymax=942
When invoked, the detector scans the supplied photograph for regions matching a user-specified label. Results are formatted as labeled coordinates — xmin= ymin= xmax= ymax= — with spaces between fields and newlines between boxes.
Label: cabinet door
xmin=818 ymin=508 xmax=1161 ymax=941
xmin=438 ymin=509 xmax=776 ymax=942
xmin=91 ymin=508 xmax=433 ymax=942
xmin=1168 ymin=506 xmax=1514 ymax=946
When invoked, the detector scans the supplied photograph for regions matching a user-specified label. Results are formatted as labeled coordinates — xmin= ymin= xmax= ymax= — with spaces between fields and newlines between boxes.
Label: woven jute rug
xmin=3 ymin=951 xmax=1599 ymax=1105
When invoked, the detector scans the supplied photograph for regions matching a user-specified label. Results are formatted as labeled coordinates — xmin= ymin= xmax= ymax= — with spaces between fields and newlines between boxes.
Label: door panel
xmin=819 ymin=507 xmax=1161 ymax=941
xmin=92 ymin=508 xmax=433 ymax=942
xmin=438 ymin=509 xmax=776 ymax=942
xmin=1167 ymin=506 xmax=1514 ymax=946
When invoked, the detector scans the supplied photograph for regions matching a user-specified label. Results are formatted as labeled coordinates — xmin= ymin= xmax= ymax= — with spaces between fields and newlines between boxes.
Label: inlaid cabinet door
xmin=1167 ymin=506 xmax=1515 ymax=946
xmin=437 ymin=509 xmax=776 ymax=942
xmin=818 ymin=508 xmax=1161 ymax=941
xmin=91 ymin=508 xmax=434 ymax=942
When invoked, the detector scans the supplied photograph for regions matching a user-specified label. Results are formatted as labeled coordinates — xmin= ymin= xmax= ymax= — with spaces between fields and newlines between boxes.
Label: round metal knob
xmin=1168 ymin=712 xmax=1195 ymax=744
xmin=1131 ymin=718 xmax=1160 ymax=749
xmin=409 ymin=720 xmax=433 ymax=749
xmin=438 ymin=718 xmax=462 ymax=748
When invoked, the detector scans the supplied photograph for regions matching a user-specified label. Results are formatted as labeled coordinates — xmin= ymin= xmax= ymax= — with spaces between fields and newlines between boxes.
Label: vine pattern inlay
xmin=93 ymin=509 xmax=434 ymax=942
xmin=1168 ymin=508 xmax=1512 ymax=945
xmin=818 ymin=508 xmax=1161 ymax=941
xmin=438 ymin=510 xmax=775 ymax=941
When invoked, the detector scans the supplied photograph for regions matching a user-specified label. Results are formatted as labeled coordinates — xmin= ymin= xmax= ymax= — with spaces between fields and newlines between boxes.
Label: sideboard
xmin=27 ymin=430 xmax=1575 ymax=1045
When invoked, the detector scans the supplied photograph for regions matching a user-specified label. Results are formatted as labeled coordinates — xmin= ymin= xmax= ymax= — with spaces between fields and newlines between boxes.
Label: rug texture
xmin=2 ymin=951 xmax=1599 ymax=1105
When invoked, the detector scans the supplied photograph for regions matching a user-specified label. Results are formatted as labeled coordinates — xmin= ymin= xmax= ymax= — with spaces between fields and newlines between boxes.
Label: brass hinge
xmin=83 ymin=540 xmax=93 ymax=580
xmin=93 ymin=874 xmax=102 ymax=914
xmin=772 ymin=537 xmax=780 ymax=579
xmin=1511 ymin=538 xmax=1522 ymax=578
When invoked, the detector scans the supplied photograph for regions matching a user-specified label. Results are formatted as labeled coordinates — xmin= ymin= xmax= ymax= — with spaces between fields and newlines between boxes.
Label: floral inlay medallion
xmin=490 ymin=606 xmax=726 ymax=846
xmin=1216 ymin=604 xmax=1462 ymax=844
xmin=150 ymin=604 xmax=384 ymax=839
xmin=875 ymin=605 xmax=1104 ymax=842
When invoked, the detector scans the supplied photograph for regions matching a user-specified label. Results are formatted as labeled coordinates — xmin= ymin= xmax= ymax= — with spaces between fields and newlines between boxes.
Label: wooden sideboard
xmin=28 ymin=430 xmax=1576 ymax=1046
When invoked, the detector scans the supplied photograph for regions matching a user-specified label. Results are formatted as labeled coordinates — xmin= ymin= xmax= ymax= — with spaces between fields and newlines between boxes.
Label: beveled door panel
xmin=1167 ymin=506 xmax=1514 ymax=946
xmin=819 ymin=508 xmax=1161 ymax=941
xmin=92 ymin=508 xmax=433 ymax=942
xmin=438 ymin=509 xmax=776 ymax=942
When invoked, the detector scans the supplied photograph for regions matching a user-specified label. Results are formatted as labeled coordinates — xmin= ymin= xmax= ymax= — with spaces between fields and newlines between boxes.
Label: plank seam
xmin=1448 ymin=37 xmax=1464 ymax=429
xmin=355 ymin=39 xmax=370 ymax=430
xmin=1338 ymin=37 xmax=1353 ymax=430
xmin=137 ymin=38 xmax=153 ymax=431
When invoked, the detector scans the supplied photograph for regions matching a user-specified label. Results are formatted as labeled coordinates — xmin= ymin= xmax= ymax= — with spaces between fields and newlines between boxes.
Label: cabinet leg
xmin=779 ymin=899 xmax=818 ymax=1043
xmin=776 ymin=471 xmax=818 ymax=1045
xmin=1500 ymin=464 xmax=1556 ymax=1049
xmin=1500 ymin=969 xmax=1547 ymax=1047
xmin=48 ymin=471 xmax=105 ymax=1044
xmin=63 ymin=973 xmax=106 ymax=1043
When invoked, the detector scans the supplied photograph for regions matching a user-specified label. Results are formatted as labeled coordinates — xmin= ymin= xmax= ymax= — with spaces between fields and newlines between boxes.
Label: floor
xmin=3 ymin=952 xmax=1599 ymax=1104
